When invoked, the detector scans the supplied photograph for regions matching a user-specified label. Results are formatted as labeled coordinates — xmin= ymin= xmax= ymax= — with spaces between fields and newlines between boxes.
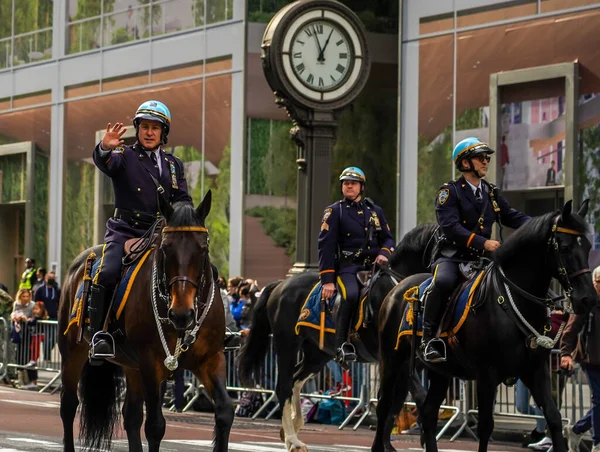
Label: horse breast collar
xmin=152 ymin=225 xmax=215 ymax=371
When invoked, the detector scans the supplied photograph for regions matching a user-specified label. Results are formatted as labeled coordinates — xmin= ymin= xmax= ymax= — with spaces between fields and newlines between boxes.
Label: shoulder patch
xmin=437 ymin=188 xmax=450 ymax=205
xmin=321 ymin=207 xmax=332 ymax=231
xmin=112 ymin=146 xmax=124 ymax=154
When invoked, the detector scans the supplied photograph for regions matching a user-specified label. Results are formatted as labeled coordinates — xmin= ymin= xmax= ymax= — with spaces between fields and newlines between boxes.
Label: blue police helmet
xmin=133 ymin=100 xmax=171 ymax=143
xmin=452 ymin=137 xmax=495 ymax=171
xmin=339 ymin=166 xmax=366 ymax=183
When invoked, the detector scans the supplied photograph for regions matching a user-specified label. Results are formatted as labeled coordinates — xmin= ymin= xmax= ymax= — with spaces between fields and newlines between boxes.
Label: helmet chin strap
xmin=463 ymin=160 xmax=484 ymax=179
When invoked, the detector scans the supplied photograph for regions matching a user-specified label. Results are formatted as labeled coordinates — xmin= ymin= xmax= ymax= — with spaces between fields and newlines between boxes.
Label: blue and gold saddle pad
xmin=295 ymin=282 xmax=336 ymax=336
xmin=65 ymin=248 xmax=153 ymax=334
xmin=395 ymin=270 xmax=486 ymax=349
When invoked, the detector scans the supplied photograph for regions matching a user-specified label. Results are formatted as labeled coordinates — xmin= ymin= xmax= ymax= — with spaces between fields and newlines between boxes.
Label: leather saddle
xmin=122 ymin=234 xmax=159 ymax=266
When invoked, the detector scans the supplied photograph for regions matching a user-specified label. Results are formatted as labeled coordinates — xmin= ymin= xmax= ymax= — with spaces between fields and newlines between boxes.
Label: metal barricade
xmin=0 ymin=317 xmax=7 ymax=381
xmin=5 ymin=319 xmax=61 ymax=392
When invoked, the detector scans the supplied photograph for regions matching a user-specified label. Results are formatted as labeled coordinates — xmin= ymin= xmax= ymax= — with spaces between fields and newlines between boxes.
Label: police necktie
xmin=150 ymin=152 xmax=160 ymax=177
xmin=475 ymin=187 xmax=482 ymax=202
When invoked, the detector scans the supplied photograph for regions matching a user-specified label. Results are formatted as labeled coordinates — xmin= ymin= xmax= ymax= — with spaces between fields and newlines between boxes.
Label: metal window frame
xmin=489 ymin=61 xmax=579 ymax=206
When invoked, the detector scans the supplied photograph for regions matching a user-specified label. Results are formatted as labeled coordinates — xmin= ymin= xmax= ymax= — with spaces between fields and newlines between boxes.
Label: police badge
xmin=437 ymin=188 xmax=450 ymax=205
xmin=169 ymin=161 xmax=178 ymax=189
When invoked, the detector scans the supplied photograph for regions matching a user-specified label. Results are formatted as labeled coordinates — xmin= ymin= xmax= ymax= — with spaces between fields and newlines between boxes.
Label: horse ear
xmin=577 ymin=199 xmax=590 ymax=218
xmin=158 ymin=193 xmax=174 ymax=221
xmin=196 ymin=190 xmax=212 ymax=221
xmin=561 ymin=199 xmax=573 ymax=220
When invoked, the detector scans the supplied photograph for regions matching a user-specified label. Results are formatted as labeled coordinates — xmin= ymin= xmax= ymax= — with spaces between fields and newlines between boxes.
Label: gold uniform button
xmin=137 ymin=188 xmax=141 ymax=192
xmin=136 ymin=213 xmax=140 ymax=217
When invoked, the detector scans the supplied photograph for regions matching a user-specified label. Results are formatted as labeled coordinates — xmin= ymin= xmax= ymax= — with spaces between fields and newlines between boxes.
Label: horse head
xmin=157 ymin=190 xmax=213 ymax=330
xmin=552 ymin=199 xmax=596 ymax=314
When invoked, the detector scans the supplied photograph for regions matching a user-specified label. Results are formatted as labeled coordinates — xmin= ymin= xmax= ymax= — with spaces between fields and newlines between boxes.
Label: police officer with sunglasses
xmin=422 ymin=137 xmax=530 ymax=363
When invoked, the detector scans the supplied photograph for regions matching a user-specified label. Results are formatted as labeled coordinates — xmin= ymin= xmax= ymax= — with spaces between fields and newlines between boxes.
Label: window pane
xmin=68 ymin=0 xmax=103 ymax=21
xmin=103 ymin=5 xmax=147 ymax=46
xmin=12 ymin=29 xmax=53 ymax=67
xmin=14 ymin=0 xmax=53 ymax=35
xmin=67 ymin=17 xmax=102 ymax=54
xmin=151 ymin=0 xmax=196 ymax=37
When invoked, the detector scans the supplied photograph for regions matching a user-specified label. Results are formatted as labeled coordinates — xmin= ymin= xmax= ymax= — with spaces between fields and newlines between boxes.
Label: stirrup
xmin=423 ymin=338 xmax=447 ymax=363
xmin=337 ymin=342 xmax=357 ymax=363
xmin=90 ymin=331 xmax=116 ymax=359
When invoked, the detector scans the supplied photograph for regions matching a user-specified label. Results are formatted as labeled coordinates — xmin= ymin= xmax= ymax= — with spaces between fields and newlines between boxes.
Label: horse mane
xmin=388 ymin=223 xmax=438 ymax=268
xmin=493 ymin=209 xmax=589 ymax=264
xmin=167 ymin=202 xmax=202 ymax=227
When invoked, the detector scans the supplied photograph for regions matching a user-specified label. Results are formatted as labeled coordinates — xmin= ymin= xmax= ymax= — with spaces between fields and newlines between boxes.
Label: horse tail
xmin=238 ymin=280 xmax=281 ymax=386
xmin=79 ymin=360 xmax=124 ymax=450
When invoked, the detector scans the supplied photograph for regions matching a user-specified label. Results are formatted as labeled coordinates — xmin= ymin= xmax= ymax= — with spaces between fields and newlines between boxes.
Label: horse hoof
xmin=289 ymin=446 xmax=308 ymax=452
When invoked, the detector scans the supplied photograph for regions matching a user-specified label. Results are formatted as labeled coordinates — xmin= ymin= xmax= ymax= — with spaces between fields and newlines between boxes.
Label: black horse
xmin=373 ymin=200 xmax=597 ymax=452
xmin=238 ymin=222 xmax=437 ymax=452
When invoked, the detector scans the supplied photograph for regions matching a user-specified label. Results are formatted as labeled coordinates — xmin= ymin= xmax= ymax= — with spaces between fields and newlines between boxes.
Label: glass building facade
xmin=0 ymin=0 xmax=598 ymax=292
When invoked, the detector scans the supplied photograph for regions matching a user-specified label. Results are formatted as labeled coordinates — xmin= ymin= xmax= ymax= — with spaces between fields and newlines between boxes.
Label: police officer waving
xmin=422 ymin=137 xmax=530 ymax=363
xmin=89 ymin=100 xmax=193 ymax=360
xmin=318 ymin=167 xmax=395 ymax=367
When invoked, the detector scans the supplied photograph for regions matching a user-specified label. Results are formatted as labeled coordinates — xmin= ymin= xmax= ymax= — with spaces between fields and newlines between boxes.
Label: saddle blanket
xmin=65 ymin=248 xmax=153 ymax=334
xmin=395 ymin=270 xmax=486 ymax=349
xmin=294 ymin=281 xmax=367 ymax=337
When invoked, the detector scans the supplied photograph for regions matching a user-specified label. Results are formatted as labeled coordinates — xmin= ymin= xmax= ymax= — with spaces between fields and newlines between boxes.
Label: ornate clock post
xmin=261 ymin=0 xmax=371 ymax=273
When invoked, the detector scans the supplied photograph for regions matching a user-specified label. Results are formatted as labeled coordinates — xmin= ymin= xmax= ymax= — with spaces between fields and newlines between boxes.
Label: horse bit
xmin=498 ymin=216 xmax=590 ymax=349
xmin=151 ymin=225 xmax=215 ymax=371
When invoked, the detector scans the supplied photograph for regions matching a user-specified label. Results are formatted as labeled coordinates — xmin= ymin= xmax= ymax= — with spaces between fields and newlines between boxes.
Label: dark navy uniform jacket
xmin=435 ymin=176 xmax=530 ymax=258
xmin=93 ymin=142 xmax=192 ymax=244
xmin=318 ymin=198 xmax=395 ymax=285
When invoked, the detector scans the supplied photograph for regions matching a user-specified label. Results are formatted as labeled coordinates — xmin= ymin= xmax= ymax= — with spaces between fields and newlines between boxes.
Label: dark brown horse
xmin=58 ymin=190 xmax=233 ymax=452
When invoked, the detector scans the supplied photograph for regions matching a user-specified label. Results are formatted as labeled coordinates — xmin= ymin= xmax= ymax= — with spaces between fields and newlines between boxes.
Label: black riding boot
xmin=335 ymin=301 xmax=356 ymax=369
xmin=421 ymin=285 xmax=448 ymax=363
xmin=88 ymin=283 xmax=115 ymax=360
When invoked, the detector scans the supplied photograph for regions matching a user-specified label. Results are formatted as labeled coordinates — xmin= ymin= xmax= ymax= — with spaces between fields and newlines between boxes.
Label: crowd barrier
xmin=1 ymin=319 xmax=592 ymax=442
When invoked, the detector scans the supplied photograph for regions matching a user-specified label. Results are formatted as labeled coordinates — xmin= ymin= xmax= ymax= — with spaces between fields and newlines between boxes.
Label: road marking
xmin=1 ymin=399 xmax=60 ymax=408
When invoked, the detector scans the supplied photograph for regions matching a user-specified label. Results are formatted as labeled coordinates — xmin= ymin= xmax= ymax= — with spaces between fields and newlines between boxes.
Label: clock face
xmin=288 ymin=20 xmax=353 ymax=92
xmin=278 ymin=8 xmax=367 ymax=104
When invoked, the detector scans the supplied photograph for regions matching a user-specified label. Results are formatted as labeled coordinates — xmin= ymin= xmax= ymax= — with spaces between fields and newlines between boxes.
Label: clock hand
xmin=318 ymin=28 xmax=334 ymax=62
xmin=312 ymin=26 xmax=323 ymax=60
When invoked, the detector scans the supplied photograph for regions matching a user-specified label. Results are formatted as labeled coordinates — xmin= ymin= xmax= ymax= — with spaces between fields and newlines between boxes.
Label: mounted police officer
xmin=318 ymin=166 xmax=395 ymax=367
xmin=422 ymin=137 xmax=530 ymax=363
xmin=89 ymin=100 xmax=193 ymax=360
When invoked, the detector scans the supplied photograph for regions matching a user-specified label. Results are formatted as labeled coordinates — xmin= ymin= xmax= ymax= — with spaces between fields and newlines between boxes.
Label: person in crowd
xmin=18 ymin=258 xmax=37 ymax=291
xmin=217 ymin=276 xmax=237 ymax=332
xmin=10 ymin=289 xmax=36 ymax=389
xmin=31 ymin=267 xmax=47 ymax=294
xmin=561 ymin=266 xmax=600 ymax=452
xmin=34 ymin=271 xmax=61 ymax=362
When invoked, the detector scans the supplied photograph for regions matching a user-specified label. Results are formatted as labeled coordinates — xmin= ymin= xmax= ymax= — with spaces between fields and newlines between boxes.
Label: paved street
xmin=0 ymin=385 xmax=525 ymax=451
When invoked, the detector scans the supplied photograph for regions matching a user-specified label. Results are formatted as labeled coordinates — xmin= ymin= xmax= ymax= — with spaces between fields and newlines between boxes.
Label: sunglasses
xmin=474 ymin=154 xmax=492 ymax=163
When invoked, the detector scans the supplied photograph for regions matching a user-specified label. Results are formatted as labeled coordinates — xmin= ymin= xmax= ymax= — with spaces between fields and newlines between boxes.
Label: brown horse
xmin=58 ymin=190 xmax=233 ymax=452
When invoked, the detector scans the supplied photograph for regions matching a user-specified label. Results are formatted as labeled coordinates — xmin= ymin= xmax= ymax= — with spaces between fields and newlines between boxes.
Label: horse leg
xmin=139 ymin=364 xmax=167 ymax=452
xmin=475 ymin=373 xmax=498 ymax=452
xmin=194 ymin=351 xmax=234 ymax=452
xmin=420 ymin=371 xmax=450 ymax=452
xmin=59 ymin=346 xmax=88 ymax=452
xmin=521 ymin=367 xmax=566 ymax=452
xmin=291 ymin=342 xmax=331 ymax=434
xmin=122 ymin=369 xmax=145 ymax=452
xmin=372 ymin=351 xmax=410 ymax=452
xmin=275 ymin=339 xmax=308 ymax=452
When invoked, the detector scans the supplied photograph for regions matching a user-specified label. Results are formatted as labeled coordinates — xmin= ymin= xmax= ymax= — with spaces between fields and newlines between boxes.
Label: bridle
xmin=151 ymin=224 xmax=216 ymax=371
xmin=496 ymin=214 xmax=590 ymax=349
xmin=161 ymin=226 xmax=210 ymax=291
